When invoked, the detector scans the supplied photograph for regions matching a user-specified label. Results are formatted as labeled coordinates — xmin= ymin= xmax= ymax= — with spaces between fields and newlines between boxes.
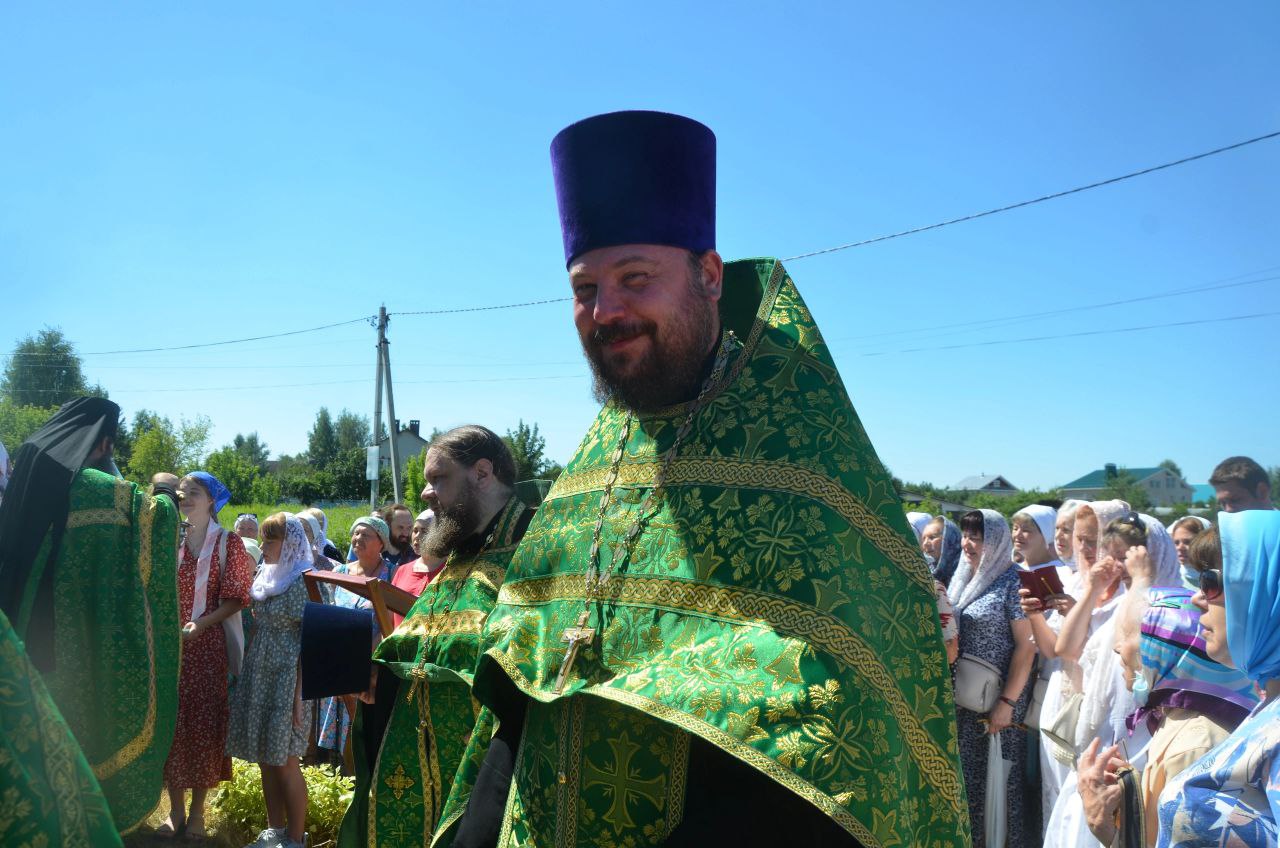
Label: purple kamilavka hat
xmin=550 ymin=110 xmax=716 ymax=267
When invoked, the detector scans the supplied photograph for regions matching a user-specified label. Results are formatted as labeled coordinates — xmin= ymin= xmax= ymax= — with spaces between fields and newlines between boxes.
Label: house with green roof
xmin=1061 ymin=463 xmax=1193 ymax=507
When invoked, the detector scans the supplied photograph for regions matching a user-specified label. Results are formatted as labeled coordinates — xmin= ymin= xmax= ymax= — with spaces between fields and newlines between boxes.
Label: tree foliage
xmin=335 ymin=410 xmax=371 ymax=454
xmin=1098 ymin=470 xmax=1152 ymax=512
xmin=205 ymin=446 xmax=261 ymax=505
xmin=308 ymin=408 xmax=338 ymax=469
xmin=121 ymin=412 xmax=211 ymax=482
xmin=1 ymin=328 xmax=91 ymax=408
xmin=0 ymin=401 xmax=56 ymax=454
xmin=1159 ymin=458 xmax=1184 ymax=480
xmin=503 ymin=420 xmax=562 ymax=482
xmin=232 ymin=432 xmax=270 ymax=471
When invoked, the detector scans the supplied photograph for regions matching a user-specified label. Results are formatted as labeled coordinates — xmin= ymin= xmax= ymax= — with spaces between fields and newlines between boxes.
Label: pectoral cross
xmin=553 ymin=610 xmax=595 ymax=694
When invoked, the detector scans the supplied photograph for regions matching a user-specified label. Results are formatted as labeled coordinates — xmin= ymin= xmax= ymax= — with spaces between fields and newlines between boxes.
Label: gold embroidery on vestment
xmin=546 ymin=456 xmax=930 ymax=593
xmin=64 ymin=508 xmax=129 ymax=530
xmin=93 ymin=496 xmax=156 ymax=783
xmin=493 ymin=574 xmax=963 ymax=810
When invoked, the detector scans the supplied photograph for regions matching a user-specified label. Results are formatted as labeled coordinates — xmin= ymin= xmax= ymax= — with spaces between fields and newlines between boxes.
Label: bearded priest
xmin=335 ymin=426 xmax=537 ymax=848
xmin=440 ymin=111 xmax=970 ymax=848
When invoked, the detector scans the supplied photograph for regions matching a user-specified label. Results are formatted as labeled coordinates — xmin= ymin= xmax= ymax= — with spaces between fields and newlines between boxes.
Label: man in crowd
xmin=1210 ymin=455 xmax=1274 ymax=512
xmin=335 ymin=426 xmax=536 ymax=847
xmin=348 ymin=502 xmax=418 ymax=575
xmin=0 ymin=397 xmax=181 ymax=835
xmin=444 ymin=111 xmax=968 ymax=847
xmin=382 ymin=502 xmax=418 ymax=572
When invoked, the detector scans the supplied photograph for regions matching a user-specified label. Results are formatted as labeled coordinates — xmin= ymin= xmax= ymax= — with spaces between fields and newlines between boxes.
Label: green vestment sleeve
xmin=0 ymin=607 xmax=124 ymax=848
xmin=14 ymin=469 xmax=181 ymax=835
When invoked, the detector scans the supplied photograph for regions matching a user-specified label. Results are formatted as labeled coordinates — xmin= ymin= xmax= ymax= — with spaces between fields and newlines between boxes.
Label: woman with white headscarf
xmin=949 ymin=508 xmax=1037 ymax=848
xmin=1044 ymin=504 xmax=1181 ymax=848
xmin=226 ymin=513 xmax=314 ymax=848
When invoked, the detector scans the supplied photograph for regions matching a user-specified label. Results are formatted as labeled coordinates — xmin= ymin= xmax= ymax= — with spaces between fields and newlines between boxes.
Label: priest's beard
xmin=583 ymin=269 xmax=719 ymax=413
xmin=421 ymin=478 xmax=482 ymax=557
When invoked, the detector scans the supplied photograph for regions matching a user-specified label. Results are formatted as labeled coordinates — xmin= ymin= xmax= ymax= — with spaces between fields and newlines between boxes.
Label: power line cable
xmin=17 ymin=372 xmax=588 ymax=395
xmin=859 ymin=310 xmax=1280 ymax=356
xmin=390 ymin=297 xmax=570 ymax=316
xmin=832 ymin=268 xmax=1280 ymax=347
xmin=781 ymin=130 xmax=1280 ymax=262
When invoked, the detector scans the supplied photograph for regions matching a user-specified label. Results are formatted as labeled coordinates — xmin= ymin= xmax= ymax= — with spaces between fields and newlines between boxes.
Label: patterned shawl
xmin=947 ymin=508 xmax=1013 ymax=611
xmin=471 ymin=258 xmax=969 ymax=846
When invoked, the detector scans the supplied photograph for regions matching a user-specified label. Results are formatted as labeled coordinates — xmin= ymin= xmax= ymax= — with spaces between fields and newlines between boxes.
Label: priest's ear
xmin=691 ymin=249 xmax=724 ymax=303
xmin=470 ymin=457 xmax=494 ymax=488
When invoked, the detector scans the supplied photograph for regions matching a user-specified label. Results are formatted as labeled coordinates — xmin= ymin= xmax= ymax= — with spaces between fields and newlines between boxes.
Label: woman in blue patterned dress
xmin=1157 ymin=510 xmax=1280 ymax=847
xmin=949 ymin=508 xmax=1037 ymax=848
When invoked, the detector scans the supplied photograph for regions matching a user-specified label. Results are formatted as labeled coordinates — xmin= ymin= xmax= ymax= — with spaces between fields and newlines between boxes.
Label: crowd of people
xmin=905 ymin=455 xmax=1278 ymax=847
xmin=1 ymin=109 xmax=1277 ymax=848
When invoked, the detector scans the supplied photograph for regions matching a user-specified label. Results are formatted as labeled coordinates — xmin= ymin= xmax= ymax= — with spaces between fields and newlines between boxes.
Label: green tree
xmin=1099 ymin=470 xmax=1152 ymax=512
xmin=1 ymin=328 xmax=90 ymax=407
xmin=121 ymin=413 xmax=211 ymax=481
xmin=402 ymin=446 xmax=430 ymax=512
xmin=503 ymin=420 xmax=550 ymax=482
xmin=232 ymin=433 xmax=270 ymax=471
xmin=0 ymin=401 xmax=56 ymax=453
xmin=308 ymin=408 xmax=338 ymax=469
xmin=335 ymin=410 xmax=371 ymax=453
xmin=1159 ymin=458 xmax=1184 ymax=480
xmin=127 ymin=426 xmax=181 ymax=482
xmin=250 ymin=474 xmax=282 ymax=505
xmin=205 ymin=446 xmax=260 ymax=505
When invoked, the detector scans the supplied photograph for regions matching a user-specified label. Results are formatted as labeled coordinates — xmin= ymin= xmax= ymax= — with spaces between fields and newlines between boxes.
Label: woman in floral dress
xmin=161 ymin=472 xmax=252 ymax=839
xmin=227 ymin=513 xmax=314 ymax=848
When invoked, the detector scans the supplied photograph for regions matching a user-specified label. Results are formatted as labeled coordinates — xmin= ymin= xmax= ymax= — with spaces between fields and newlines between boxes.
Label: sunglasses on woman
xmin=1198 ymin=568 xmax=1223 ymax=601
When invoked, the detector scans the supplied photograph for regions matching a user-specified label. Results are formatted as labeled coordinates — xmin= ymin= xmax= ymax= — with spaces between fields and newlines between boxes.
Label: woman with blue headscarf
xmin=1155 ymin=511 xmax=1280 ymax=847
xmin=161 ymin=471 xmax=254 ymax=839
xmin=1076 ymin=586 xmax=1258 ymax=846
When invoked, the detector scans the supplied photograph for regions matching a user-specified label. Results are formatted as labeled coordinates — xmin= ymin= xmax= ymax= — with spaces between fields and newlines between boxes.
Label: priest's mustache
xmin=592 ymin=320 xmax=657 ymax=346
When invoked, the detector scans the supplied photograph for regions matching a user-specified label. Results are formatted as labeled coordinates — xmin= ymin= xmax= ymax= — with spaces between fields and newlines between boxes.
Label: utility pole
xmin=370 ymin=306 xmax=403 ymax=510
xmin=370 ymin=309 xmax=385 ymax=511
xmin=381 ymin=307 xmax=403 ymax=504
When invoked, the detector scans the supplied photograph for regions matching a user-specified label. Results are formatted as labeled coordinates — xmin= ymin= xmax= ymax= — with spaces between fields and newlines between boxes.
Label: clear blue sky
xmin=3 ymin=3 xmax=1278 ymax=490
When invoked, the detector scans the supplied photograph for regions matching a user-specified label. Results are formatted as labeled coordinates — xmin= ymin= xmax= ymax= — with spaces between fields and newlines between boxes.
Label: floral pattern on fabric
xmin=955 ymin=569 xmax=1031 ymax=848
xmin=1157 ymin=695 xmax=1280 ymax=847
xmin=164 ymin=528 xmax=252 ymax=788
xmin=226 ymin=578 xmax=311 ymax=765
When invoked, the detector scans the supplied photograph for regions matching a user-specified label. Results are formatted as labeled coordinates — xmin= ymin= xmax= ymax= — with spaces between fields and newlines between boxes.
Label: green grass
xmin=217 ymin=503 xmax=376 ymax=558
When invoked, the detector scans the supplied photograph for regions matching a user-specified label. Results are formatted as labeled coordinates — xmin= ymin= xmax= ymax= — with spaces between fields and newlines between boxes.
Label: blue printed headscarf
xmin=1219 ymin=510 xmax=1280 ymax=683
xmin=187 ymin=471 xmax=231 ymax=514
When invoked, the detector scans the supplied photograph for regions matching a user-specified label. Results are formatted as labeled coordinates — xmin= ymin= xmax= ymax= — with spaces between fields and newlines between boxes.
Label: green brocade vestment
xmin=339 ymin=495 xmax=531 ymax=848
xmin=0 ymin=607 xmax=123 ymax=848
xmin=461 ymin=259 xmax=970 ymax=847
xmin=14 ymin=469 xmax=181 ymax=835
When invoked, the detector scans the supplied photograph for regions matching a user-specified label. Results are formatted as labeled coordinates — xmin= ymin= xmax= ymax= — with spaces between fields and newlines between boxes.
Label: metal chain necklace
xmin=552 ymin=329 xmax=740 ymax=694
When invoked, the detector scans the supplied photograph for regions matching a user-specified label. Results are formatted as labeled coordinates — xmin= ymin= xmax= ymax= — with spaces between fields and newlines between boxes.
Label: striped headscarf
xmin=1127 ymin=586 xmax=1258 ymax=735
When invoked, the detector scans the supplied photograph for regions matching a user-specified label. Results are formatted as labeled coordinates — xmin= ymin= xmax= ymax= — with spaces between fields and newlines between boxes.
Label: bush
xmin=208 ymin=759 xmax=353 ymax=847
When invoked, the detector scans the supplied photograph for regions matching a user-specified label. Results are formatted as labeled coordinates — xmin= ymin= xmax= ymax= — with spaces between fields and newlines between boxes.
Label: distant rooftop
xmin=1063 ymin=466 xmax=1165 ymax=489
xmin=954 ymin=474 xmax=1017 ymax=491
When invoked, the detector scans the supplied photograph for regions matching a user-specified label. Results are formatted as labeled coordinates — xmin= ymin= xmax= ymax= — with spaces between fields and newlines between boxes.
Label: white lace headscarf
xmin=1139 ymin=513 xmax=1183 ymax=587
xmin=1073 ymin=499 xmax=1140 ymax=750
xmin=251 ymin=515 xmax=313 ymax=601
xmin=947 ymin=509 xmax=1013 ymax=611
xmin=308 ymin=508 xmax=332 ymax=552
